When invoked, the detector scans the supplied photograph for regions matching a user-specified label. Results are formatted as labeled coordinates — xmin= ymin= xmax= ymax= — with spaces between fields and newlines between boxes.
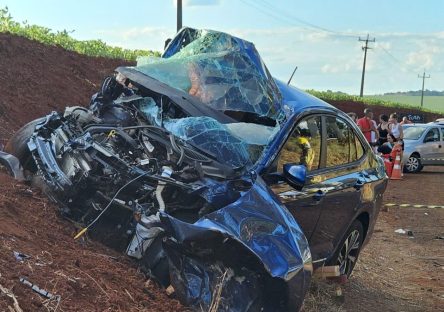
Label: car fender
xmin=160 ymin=176 xmax=312 ymax=281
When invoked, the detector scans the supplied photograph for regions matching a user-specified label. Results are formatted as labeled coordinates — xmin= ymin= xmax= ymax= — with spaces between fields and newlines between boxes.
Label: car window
xmin=424 ymin=128 xmax=440 ymax=143
xmin=441 ymin=128 xmax=444 ymax=141
xmin=352 ymin=130 xmax=365 ymax=161
xmin=325 ymin=116 xmax=362 ymax=167
xmin=404 ymin=126 xmax=427 ymax=140
xmin=277 ymin=116 xmax=321 ymax=172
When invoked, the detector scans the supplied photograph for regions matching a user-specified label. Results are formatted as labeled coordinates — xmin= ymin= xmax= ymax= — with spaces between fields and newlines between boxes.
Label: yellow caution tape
xmin=384 ymin=203 xmax=444 ymax=209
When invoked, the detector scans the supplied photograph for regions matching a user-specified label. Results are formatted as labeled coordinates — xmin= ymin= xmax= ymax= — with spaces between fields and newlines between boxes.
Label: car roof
xmin=274 ymin=79 xmax=337 ymax=116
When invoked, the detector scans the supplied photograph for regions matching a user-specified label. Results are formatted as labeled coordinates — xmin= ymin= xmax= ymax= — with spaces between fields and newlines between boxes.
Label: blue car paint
xmin=154 ymin=28 xmax=385 ymax=309
xmin=162 ymin=176 xmax=311 ymax=280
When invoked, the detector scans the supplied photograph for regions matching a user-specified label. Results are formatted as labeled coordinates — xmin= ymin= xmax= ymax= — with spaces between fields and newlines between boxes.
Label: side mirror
xmin=283 ymin=163 xmax=307 ymax=190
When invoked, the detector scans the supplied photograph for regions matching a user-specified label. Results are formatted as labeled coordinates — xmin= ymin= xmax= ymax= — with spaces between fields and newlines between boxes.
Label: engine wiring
xmin=74 ymin=172 xmax=148 ymax=240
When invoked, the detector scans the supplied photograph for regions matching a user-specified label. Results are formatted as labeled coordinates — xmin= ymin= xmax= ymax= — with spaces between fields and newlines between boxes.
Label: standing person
xmin=400 ymin=116 xmax=413 ymax=125
xmin=389 ymin=113 xmax=403 ymax=142
xmin=357 ymin=108 xmax=377 ymax=144
xmin=377 ymin=114 xmax=390 ymax=146
xmin=389 ymin=113 xmax=404 ymax=173
xmin=370 ymin=113 xmax=379 ymax=150
xmin=347 ymin=112 xmax=357 ymax=123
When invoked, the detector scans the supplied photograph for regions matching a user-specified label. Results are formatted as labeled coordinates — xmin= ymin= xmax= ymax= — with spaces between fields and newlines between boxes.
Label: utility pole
xmin=177 ymin=0 xmax=182 ymax=32
xmin=359 ymin=34 xmax=375 ymax=97
xmin=418 ymin=71 xmax=430 ymax=108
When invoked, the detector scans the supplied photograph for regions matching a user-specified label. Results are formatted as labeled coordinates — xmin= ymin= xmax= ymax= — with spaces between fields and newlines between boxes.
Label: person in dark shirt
xmin=377 ymin=114 xmax=390 ymax=146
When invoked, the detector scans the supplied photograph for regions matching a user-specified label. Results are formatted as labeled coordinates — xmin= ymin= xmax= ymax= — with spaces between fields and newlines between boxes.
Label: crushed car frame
xmin=1 ymin=28 xmax=387 ymax=311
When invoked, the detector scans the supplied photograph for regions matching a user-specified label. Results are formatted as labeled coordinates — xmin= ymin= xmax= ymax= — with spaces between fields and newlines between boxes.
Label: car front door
xmin=420 ymin=127 xmax=442 ymax=165
xmin=265 ymin=113 xmax=372 ymax=261
xmin=265 ymin=115 xmax=324 ymax=242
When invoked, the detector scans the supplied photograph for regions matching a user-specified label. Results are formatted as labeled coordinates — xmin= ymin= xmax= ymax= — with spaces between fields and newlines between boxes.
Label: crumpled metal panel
xmin=161 ymin=177 xmax=312 ymax=281
xmin=136 ymin=28 xmax=283 ymax=121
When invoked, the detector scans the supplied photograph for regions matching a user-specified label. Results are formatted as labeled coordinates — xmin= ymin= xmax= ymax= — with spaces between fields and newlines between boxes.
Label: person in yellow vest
xmin=295 ymin=129 xmax=315 ymax=170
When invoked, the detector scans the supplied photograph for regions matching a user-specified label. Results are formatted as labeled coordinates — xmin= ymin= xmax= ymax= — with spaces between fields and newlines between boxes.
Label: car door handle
xmin=353 ymin=180 xmax=365 ymax=190
xmin=313 ymin=190 xmax=326 ymax=201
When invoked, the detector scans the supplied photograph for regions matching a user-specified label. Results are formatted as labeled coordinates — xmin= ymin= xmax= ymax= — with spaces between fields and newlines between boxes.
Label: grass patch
xmin=302 ymin=279 xmax=346 ymax=312
xmin=0 ymin=6 xmax=160 ymax=61
xmin=366 ymin=95 xmax=444 ymax=113
xmin=306 ymin=90 xmax=443 ymax=114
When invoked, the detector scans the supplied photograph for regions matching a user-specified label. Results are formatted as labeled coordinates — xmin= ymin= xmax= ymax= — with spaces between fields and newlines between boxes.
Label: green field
xmin=366 ymin=95 xmax=444 ymax=113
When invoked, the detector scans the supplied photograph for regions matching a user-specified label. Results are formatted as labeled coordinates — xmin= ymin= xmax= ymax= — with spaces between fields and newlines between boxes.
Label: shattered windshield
xmin=139 ymin=98 xmax=279 ymax=169
xmin=135 ymin=28 xmax=283 ymax=121
xmin=132 ymin=28 xmax=283 ymax=169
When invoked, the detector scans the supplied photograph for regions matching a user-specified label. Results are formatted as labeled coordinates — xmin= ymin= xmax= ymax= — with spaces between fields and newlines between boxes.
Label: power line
xmin=377 ymin=46 xmax=417 ymax=75
xmin=359 ymin=34 xmax=375 ymax=97
xmin=240 ymin=0 xmax=362 ymax=39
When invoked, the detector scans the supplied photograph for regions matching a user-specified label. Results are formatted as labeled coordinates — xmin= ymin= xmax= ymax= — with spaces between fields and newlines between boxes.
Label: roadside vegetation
xmin=366 ymin=95 xmax=444 ymax=113
xmin=0 ymin=6 xmax=160 ymax=61
xmin=307 ymin=90 xmax=443 ymax=114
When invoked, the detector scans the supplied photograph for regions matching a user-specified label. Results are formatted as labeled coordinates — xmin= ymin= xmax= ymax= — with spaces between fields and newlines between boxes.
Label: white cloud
xmin=95 ymin=27 xmax=175 ymax=50
xmin=406 ymin=51 xmax=435 ymax=70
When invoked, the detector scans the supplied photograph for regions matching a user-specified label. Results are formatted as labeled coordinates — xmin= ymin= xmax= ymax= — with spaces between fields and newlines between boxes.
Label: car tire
xmin=4 ymin=118 xmax=44 ymax=173
xmin=404 ymin=154 xmax=421 ymax=173
xmin=329 ymin=219 xmax=364 ymax=277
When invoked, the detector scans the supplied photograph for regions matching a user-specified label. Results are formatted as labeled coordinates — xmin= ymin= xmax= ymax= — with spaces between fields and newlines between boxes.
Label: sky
xmin=2 ymin=0 xmax=444 ymax=94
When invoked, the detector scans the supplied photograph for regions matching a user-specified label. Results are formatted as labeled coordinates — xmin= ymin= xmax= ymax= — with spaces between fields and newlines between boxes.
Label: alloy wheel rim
xmin=337 ymin=230 xmax=360 ymax=276
xmin=406 ymin=157 xmax=419 ymax=172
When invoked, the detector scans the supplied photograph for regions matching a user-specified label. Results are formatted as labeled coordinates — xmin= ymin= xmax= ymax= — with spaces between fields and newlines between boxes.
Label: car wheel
xmin=330 ymin=220 xmax=364 ymax=277
xmin=404 ymin=154 xmax=421 ymax=173
xmin=4 ymin=118 xmax=44 ymax=173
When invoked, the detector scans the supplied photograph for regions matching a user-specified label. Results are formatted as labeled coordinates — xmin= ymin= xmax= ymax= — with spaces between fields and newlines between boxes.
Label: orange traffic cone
xmin=383 ymin=155 xmax=393 ymax=177
xmin=390 ymin=150 xmax=402 ymax=180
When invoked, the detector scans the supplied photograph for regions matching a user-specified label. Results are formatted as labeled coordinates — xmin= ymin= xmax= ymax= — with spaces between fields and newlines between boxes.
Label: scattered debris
xmin=434 ymin=235 xmax=444 ymax=240
xmin=407 ymin=230 xmax=414 ymax=238
xmin=0 ymin=282 xmax=23 ymax=312
xmin=19 ymin=277 xmax=61 ymax=302
xmin=165 ymin=285 xmax=175 ymax=296
xmin=13 ymin=251 xmax=31 ymax=262
xmin=313 ymin=265 xmax=340 ymax=279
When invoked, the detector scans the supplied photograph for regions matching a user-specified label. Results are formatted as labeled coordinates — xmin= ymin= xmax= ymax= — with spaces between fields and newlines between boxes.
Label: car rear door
xmin=307 ymin=116 xmax=372 ymax=261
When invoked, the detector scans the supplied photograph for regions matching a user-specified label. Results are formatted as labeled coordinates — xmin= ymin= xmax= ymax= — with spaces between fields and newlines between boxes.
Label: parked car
xmin=0 ymin=28 xmax=388 ymax=311
xmin=402 ymin=122 xmax=444 ymax=173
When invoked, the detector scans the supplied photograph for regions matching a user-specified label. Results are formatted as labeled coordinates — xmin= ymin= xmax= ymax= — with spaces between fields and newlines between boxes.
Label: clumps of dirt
xmin=0 ymin=32 xmax=133 ymax=146
xmin=0 ymin=173 xmax=186 ymax=311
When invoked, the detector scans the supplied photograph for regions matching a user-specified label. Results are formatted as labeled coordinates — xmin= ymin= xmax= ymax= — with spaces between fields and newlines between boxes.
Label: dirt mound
xmin=0 ymin=33 xmax=184 ymax=311
xmin=0 ymin=173 xmax=185 ymax=311
xmin=0 ymin=32 xmax=133 ymax=146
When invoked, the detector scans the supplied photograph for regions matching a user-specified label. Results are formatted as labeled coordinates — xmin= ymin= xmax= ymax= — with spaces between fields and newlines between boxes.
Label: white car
xmin=402 ymin=121 xmax=444 ymax=173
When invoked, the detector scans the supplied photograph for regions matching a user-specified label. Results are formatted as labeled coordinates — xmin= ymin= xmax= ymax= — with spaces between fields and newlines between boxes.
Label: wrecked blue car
xmin=2 ymin=28 xmax=387 ymax=311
